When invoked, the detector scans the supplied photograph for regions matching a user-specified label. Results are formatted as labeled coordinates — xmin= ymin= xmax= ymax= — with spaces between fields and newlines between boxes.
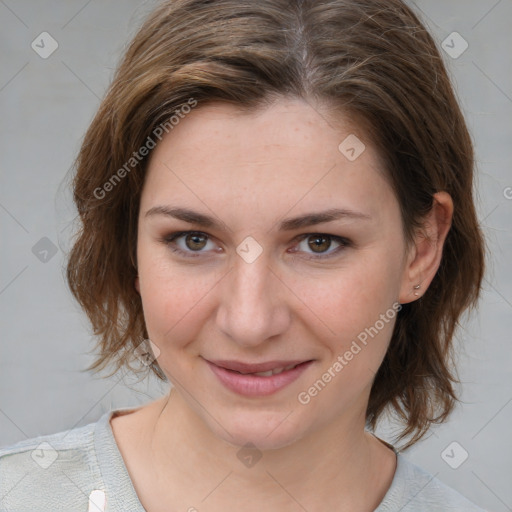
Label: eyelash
xmin=160 ymin=231 xmax=352 ymax=260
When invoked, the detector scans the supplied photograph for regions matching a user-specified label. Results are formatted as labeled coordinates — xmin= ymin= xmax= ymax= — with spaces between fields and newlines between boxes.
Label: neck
xmin=133 ymin=390 xmax=396 ymax=511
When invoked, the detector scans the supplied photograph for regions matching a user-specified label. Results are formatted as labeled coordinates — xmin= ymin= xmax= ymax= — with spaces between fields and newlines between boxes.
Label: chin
xmin=208 ymin=406 xmax=309 ymax=452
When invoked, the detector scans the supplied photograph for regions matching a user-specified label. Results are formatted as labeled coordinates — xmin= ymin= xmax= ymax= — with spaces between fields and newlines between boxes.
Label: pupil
xmin=309 ymin=235 xmax=330 ymax=253
xmin=187 ymin=234 xmax=207 ymax=251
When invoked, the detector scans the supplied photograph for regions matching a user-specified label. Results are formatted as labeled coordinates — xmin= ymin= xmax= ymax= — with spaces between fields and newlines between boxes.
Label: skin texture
xmin=110 ymin=96 xmax=453 ymax=511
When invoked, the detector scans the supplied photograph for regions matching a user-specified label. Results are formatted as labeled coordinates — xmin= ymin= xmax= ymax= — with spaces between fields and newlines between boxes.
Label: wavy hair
xmin=66 ymin=0 xmax=485 ymax=449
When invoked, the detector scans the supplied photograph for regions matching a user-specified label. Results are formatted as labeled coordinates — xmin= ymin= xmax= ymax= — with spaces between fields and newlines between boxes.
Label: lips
xmin=241 ymin=363 xmax=299 ymax=377
xmin=205 ymin=358 xmax=314 ymax=397
xmin=207 ymin=359 xmax=309 ymax=375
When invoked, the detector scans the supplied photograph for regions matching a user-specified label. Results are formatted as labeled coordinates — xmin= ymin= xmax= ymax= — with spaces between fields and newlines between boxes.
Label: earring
xmin=413 ymin=284 xmax=421 ymax=296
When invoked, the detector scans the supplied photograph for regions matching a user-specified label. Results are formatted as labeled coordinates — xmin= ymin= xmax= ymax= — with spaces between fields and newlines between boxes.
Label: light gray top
xmin=0 ymin=407 xmax=487 ymax=511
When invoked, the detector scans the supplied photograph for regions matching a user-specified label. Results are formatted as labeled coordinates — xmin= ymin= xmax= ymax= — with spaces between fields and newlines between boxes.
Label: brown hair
xmin=67 ymin=0 xmax=485 ymax=449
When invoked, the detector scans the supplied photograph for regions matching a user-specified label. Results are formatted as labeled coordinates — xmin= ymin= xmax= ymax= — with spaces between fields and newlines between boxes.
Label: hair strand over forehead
xmin=67 ymin=0 xmax=485 ymax=450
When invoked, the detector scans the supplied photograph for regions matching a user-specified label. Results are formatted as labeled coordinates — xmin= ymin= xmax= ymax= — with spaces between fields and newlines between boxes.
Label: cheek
xmin=291 ymin=250 xmax=402 ymax=339
xmin=137 ymin=245 xmax=215 ymax=348
xmin=287 ymin=250 xmax=403 ymax=399
xmin=293 ymin=271 xmax=400 ymax=415
xmin=139 ymin=274 xmax=215 ymax=380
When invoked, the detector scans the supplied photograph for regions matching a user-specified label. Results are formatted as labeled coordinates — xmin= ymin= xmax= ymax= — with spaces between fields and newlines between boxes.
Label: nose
xmin=215 ymin=251 xmax=291 ymax=348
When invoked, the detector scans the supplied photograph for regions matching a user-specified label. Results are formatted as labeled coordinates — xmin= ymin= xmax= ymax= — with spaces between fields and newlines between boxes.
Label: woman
xmin=0 ymin=0 xmax=486 ymax=510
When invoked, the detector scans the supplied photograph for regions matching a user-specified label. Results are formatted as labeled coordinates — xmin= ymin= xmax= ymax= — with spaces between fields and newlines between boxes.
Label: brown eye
xmin=307 ymin=235 xmax=332 ymax=253
xmin=292 ymin=233 xmax=351 ymax=260
xmin=163 ymin=231 xmax=217 ymax=258
xmin=185 ymin=233 xmax=208 ymax=251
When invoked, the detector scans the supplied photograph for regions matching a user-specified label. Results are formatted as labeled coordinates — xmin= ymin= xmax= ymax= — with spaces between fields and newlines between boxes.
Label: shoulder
xmin=376 ymin=453 xmax=488 ymax=512
xmin=0 ymin=419 xmax=103 ymax=510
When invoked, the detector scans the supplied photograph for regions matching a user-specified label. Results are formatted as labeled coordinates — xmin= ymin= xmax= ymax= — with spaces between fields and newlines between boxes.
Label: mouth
xmin=204 ymin=358 xmax=314 ymax=396
xmin=230 ymin=363 xmax=301 ymax=377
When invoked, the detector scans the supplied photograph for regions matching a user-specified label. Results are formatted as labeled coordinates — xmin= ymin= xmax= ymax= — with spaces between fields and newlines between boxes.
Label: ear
xmin=398 ymin=191 xmax=453 ymax=304
xmin=135 ymin=276 xmax=140 ymax=294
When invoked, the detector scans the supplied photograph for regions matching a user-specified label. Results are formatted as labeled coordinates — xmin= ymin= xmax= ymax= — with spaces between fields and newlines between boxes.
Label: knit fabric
xmin=0 ymin=407 xmax=486 ymax=511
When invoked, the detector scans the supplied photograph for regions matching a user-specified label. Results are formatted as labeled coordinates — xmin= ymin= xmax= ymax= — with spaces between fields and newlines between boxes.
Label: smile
xmin=232 ymin=363 xmax=300 ymax=377
xmin=205 ymin=359 xmax=314 ymax=397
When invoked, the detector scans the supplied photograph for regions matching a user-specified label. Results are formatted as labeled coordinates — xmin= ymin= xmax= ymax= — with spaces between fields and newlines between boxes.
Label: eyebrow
xmin=145 ymin=206 xmax=371 ymax=231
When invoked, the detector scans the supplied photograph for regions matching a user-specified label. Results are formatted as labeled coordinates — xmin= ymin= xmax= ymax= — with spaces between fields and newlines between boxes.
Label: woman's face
xmin=136 ymin=97 xmax=412 ymax=450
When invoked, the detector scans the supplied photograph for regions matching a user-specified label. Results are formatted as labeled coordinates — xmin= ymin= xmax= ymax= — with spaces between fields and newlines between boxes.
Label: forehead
xmin=142 ymin=97 xmax=394 ymax=223
xmin=149 ymin=98 xmax=369 ymax=166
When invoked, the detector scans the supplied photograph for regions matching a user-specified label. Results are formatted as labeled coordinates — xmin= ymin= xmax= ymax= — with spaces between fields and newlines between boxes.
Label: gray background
xmin=0 ymin=1 xmax=511 ymax=510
